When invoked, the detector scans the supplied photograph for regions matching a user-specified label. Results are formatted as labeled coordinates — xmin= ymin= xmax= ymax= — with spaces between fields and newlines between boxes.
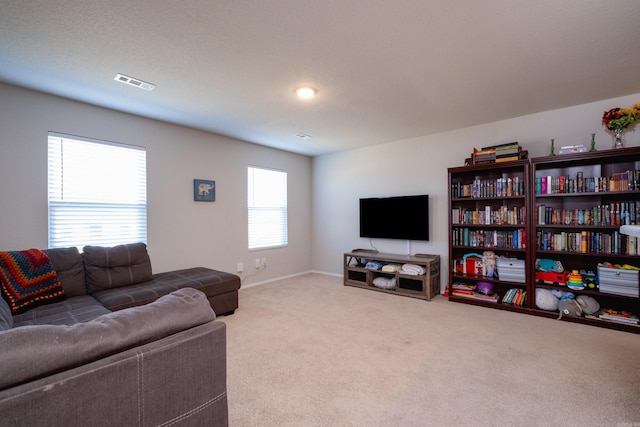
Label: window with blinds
xmin=48 ymin=132 xmax=147 ymax=249
xmin=247 ymin=166 xmax=288 ymax=250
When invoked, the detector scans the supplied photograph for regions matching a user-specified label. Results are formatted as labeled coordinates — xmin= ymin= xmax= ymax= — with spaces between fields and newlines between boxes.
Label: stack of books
xmin=471 ymin=142 xmax=525 ymax=165
xmin=472 ymin=147 xmax=496 ymax=164
xmin=597 ymin=309 xmax=639 ymax=325
xmin=450 ymin=283 xmax=499 ymax=303
xmin=450 ymin=282 xmax=475 ymax=296
xmin=491 ymin=142 xmax=521 ymax=163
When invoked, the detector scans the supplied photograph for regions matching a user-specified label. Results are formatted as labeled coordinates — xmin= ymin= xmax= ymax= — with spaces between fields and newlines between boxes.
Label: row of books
xmin=451 ymin=176 xmax=524 ymax=199
xmin=502 ymin=288 xmax=526 ymax=306
xmin=452 ymin=228 xmax=526 ymax=249
xmin=535 ymin=230 xmax=640 ymax=255
xmin=536 ymin=202 xmax=640 ymax=227
xmin=452 ymin=206 xmax=526 ymax=226
xmin=535 ymin=170 xmax=640 ymax=195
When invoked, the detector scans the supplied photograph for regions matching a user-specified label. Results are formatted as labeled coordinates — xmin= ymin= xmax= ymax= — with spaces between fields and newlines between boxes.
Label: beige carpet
xmin=221 ymin=273 xmax=640 ymax=426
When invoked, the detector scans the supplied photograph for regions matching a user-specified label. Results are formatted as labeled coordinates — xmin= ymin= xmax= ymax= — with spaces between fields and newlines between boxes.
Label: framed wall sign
xmin=194 ymin=179 xmax=215 ymax=202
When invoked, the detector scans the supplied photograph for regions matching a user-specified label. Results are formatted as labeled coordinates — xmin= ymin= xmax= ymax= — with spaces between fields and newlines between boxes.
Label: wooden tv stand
xmin=343 ymin=250 xmax=440 ymax=300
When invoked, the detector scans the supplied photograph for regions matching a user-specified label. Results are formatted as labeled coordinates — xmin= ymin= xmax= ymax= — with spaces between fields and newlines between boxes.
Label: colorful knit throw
xmin=0 ymin=249 xmax=65 ymax=314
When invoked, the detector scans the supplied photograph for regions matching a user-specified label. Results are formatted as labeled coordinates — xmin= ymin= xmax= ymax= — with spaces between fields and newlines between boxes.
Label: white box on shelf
xmin=599 ymin=284 xmax=639 ymax=298
xmin=597 ymin=266 xmax=639 ymax=297
xmin=597 ymin=266 xmax=639 ymax=287
xmin=497 ymin=258 xmax=525 ymax=269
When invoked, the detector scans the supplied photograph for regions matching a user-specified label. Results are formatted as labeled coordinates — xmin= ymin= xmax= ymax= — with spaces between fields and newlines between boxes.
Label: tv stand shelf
xmin=343 ymin=250 xmax=440 ymax=300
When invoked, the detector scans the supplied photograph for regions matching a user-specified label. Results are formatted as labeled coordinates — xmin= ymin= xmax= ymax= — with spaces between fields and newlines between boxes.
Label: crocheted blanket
xmin=0 ymin=249 xmax=65 ymax=314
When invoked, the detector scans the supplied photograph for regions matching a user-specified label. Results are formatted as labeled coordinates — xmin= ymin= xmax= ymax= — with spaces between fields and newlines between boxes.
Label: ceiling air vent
xmin=114 ymin=73 xmax=155 ymax=91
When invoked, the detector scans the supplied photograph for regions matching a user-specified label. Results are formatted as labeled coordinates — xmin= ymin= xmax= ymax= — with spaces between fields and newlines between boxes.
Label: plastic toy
xmin=455 ymin=253 xmax=484 ymax=276
xmin=477 ymin=281 xmax=494 ymax=295
xmin=582 ymin=270 xmax=598 ymax=290
xmin=567 ymin=270 xmax=585 ymax=290
xmin=535 ymin=270 xmax=568 ymax=286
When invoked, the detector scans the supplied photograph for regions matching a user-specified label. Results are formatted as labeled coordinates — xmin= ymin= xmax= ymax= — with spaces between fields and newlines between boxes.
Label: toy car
xmin=582 ymin=270 xmax=598 ymax=290
xmin=535 ymin=270 xmax=568 ymax=286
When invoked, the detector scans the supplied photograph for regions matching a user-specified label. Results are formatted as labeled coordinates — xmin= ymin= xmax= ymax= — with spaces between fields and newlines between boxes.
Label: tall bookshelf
xmin=448 ymin=160 xmax=532 ymax=312
xmin=448 ymin=149 xmax=640 ymax=333
xmin=530 ymin=147 xmax=640 ymax=333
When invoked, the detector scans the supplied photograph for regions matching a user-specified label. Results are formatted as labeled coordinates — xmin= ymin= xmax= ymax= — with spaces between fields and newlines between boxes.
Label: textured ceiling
xmin=1 ymin=1 xmax=639 ymax=156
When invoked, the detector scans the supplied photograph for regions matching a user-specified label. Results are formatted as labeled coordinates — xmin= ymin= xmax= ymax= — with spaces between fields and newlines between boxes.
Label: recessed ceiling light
xmin=114 ymin=73 xmax=155 ymax=91
xmin=294 ymin=132 xmax=313 ymax=139
xmin=296 ymin=87 xmax=316 ymax=99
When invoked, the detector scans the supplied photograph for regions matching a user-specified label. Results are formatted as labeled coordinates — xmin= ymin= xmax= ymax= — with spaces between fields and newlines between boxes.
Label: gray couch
xmin=0 ymin=243 xmax=241 ymax=427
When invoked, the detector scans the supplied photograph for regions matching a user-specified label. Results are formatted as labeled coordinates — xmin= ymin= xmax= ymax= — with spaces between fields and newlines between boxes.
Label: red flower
xmin=602 ymin=107 xmax=637 ymax=131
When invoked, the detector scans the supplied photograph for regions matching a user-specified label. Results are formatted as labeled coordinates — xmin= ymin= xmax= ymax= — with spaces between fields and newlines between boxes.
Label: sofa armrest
xmin=0 ymin=287 xmax=215 ymax=390
xmin=0 ymin=320 xmax=228 ymax=427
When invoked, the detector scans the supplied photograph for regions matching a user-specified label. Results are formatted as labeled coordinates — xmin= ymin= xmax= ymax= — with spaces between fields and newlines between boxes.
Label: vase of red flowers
xmin=602 ymin=104 xmax=640 ymax=149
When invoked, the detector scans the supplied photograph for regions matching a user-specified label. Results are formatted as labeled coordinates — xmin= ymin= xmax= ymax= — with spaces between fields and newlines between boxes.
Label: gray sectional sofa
xmin=0 ymin=242 xmax=241 ymax=427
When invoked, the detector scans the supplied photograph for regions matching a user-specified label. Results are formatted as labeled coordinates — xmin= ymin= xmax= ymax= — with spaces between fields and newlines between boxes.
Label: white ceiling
xmin=1 ymin=1 xmax=639 ymax=156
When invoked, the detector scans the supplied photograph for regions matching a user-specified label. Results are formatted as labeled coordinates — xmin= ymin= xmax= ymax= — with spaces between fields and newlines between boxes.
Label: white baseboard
xmin=240 ymin=270 xmax=342 ymax=289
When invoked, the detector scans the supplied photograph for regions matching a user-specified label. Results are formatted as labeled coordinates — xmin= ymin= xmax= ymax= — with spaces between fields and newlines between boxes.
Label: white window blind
xmin=248 ymin=166 xmax=287 ymax=250
xmin=48 ymin=133 xmax=147 ymax=249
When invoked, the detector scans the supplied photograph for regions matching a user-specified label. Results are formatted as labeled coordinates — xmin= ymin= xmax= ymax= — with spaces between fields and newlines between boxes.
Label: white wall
xmin=2 ymin=81 xmax=638 ymax=291
xmin=0 ymin=83 xmax=312 ymax=284
xmin=311 ymin=93 xmax=640 ymax=290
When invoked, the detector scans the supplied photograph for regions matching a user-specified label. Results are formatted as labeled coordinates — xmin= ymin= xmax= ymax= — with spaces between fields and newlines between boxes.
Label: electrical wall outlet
xmin=255 ymin=258 xmax=261 ymax=269
xmin=236 ymin=262 xmax=244 ymax=273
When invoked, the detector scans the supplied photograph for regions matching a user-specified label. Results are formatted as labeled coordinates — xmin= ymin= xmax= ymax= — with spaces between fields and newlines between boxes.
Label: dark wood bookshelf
xmin=448 ymin=149 xmax=640 ymax=333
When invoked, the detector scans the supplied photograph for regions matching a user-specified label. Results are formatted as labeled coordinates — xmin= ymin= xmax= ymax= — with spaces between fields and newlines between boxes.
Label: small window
xmin=247 ymin=166 xmax=287 ymax=250
xmin=48 ymin=132 xmax=147 ymax=249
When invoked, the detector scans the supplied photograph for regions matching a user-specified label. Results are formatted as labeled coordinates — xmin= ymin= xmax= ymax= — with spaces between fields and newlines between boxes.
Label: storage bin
xmin=599 ymin=283 xmax=639 ymax=297
xmin=497 ymin=258 xmax=526 ymax=283
xmin=497 ymin=258 xmax=525 ymax=269
xmin=597 ymin=266 xmax=639 ymax=297
xmin=498 ymin=272 xmax=526 ymax=283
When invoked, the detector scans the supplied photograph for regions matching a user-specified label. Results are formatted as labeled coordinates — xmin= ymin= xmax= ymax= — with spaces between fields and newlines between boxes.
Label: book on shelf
xmin=451 ymin=288 xmax=475 ymax=296
xmin=452 ymin=208 xmax=461 ymax=224
xmin=495 ymin=155 xmax=520 ymax=163
xmin=472 ymin=292 xmax=500 ymax=302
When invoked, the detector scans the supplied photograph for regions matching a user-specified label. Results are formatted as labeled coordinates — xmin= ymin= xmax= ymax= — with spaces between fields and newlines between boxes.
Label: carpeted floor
xmin=220 ymin=273 xmax=640 ymax=426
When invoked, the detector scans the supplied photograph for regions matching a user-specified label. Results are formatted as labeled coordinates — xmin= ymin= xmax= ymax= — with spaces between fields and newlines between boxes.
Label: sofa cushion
xmin=0 ymin=288 xmax=216 ymax=390
xmin=43 ymin=247 xmax=87 ymax=297
xmin=82 ymin=242 xmax=152 ymax=293
xmin=91 ymin=267 xmax=241 ymax=312
xmin=0 ymin=249 xmax=66 ymax=314
xmin=12 ymin=295 xmax=111 ymax=327
xmin=0 ymin=296 xmax=13 ymax=331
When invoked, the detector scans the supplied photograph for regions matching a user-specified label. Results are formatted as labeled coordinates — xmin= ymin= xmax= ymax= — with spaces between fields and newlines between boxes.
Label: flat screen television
xmin=359 ymin=194 xmax=429 ymax=241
